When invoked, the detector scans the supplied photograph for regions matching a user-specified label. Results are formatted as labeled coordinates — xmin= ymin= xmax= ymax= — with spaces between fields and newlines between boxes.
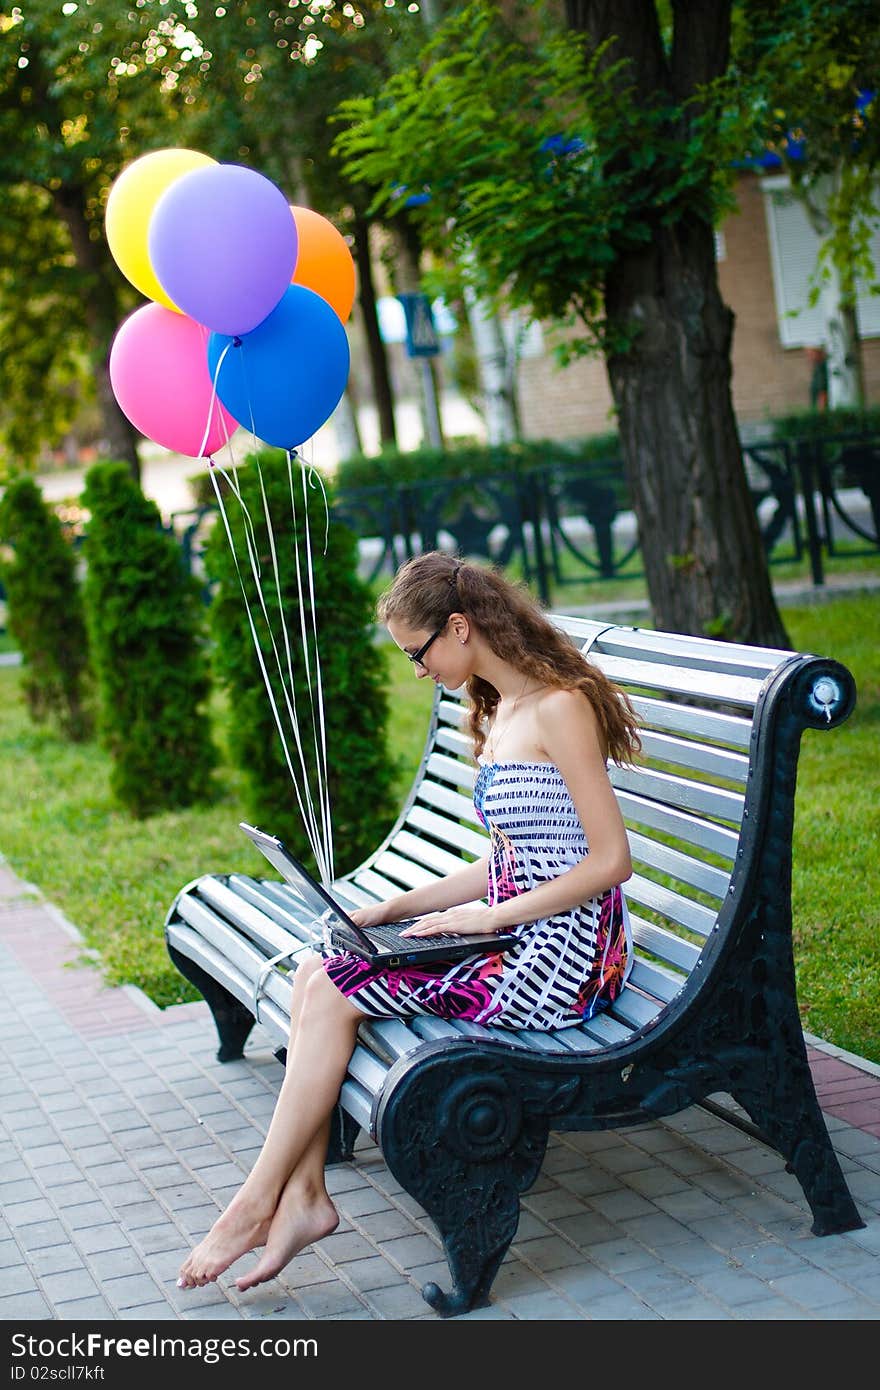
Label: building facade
xmin=514 ymin=173 xmax=880 ymax=444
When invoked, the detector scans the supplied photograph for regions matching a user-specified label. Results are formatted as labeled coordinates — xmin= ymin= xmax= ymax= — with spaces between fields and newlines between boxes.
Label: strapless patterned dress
xmin=322 ymin=760 xmax=632 ymax=1031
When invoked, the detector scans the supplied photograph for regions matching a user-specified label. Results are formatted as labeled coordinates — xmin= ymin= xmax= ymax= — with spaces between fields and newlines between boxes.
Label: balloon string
xmin=254 ymin=454 xmax=331 ymax=881
xmin=307 ymin=464 xmax=331 ymax=555
xmin=197 ymin=334 xmax=233 ymax=462
xmin=287 ymin=449 xmax=334 ymax=883
xmin=208 ymin=463 xmax=327 ymax=875
xmin=300 ymin=459 xmax=333 ymax=866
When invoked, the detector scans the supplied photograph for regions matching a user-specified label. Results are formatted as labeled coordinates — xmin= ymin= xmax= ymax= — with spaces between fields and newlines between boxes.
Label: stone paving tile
xmin=542 ymin=1262 xmax=622 ymax=1306
xmin=768 ymin=1267 xmax=866 ymax=1309
xmin=0 ymin=1289 xmax=51 ymax=1318
xmin=53 ymin=1296 xmax=115 ymax=1320
xmin=578 ymin=1288 xmax=661 ymax=1319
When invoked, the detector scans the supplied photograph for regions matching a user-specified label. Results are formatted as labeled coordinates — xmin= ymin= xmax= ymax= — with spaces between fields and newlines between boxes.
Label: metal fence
xmin=1 ymin=432 xmax=877 ymax=638
xmin=168 ymin=430 xmax=879 ymax=607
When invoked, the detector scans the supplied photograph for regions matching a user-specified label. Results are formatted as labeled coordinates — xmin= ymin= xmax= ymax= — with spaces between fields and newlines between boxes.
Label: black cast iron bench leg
xmin=167 ymin=942 xmax=256 ymax=1063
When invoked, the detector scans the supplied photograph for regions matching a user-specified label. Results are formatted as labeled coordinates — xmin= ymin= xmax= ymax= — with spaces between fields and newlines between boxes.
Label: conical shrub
xmin=81 ymin=460 xmax=217 ymax=816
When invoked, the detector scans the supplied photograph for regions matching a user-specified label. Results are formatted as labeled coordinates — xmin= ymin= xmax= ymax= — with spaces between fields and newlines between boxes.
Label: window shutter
xmin=761 ymin=180 xmax=880 ymax=346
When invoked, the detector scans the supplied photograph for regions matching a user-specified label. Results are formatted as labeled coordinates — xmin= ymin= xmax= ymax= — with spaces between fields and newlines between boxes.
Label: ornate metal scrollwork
xmin=438 ymin=1075 xmax=523 ymax=1162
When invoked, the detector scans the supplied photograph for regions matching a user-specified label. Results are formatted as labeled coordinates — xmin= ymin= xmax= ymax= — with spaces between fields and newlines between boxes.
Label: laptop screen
xmin=238 ymin=822 xmax=367 ymax=942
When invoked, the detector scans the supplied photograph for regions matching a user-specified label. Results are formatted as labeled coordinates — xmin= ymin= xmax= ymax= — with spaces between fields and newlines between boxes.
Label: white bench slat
xmin=625 ymin=873 xmax=717 ymax=938
xmin=512 ymin=1026 xmax=600 ymax=1053
xmin=608 ymin=985 xmax=669 ymax=1030
xmin=628 ymin=694 xmax=753 ymax=749
xmin=176 ymin=894 xmax=308 ymax=985
xmin=351 ymin=866 xmax=416 ymax=901
xmin=433 ymin=726 xmax=472 ymax=760
xmin=592 ymin=652 xmax=764 ymax=708
xmin=580 ymin=1009 xmax=634 ymax=1045
xmin=331 ymin=879 xmax=376 ymax=910
xmin=625 ymin=954 xmax=687 ymax=1005
xmin=627 ymin=831 xmax=730 ymax=899
xmin=409 ymin=1015 xmax=461 ymax=1045
xmin=228 ymin=875 xmax=324 ymax=941
xmin=426 ymin=750 xmax=477 ymax=792
xmin=176 ymin=884 xmax=297 ymax=961
xmin=578 ymin=622 xmax=791 ymax=679
xmin=348 ymin=1044 xmax=391 ymax=1096
xmin=637 ymin=729 xmax=750 ymax=785
xmin=361 ymin=1018 xmax=426 ymax=1061
xmin=611 ymin=764 xmax=745 ymax=825
xmin=627 ymin=915 xmax=703 ymax=971
xmin=252 ymin=996 xmax=292 ymax=1050
xmin=416 ymin=779 xmax=484 ymax=827
xmin=389 ymin=828 xmax=474 ymax=879
xmin=371 ymin=849 xmax=439 ymax=891
xmin=616 ymin=788 xmax=740 ymax=860
xmin=339 ymin=1078 xmax=373 ymax=1134
xmin=438 ymin=697 xmax=468 ymax=726
xmin=167 ymin=921 xmax=253 ymax=1012
xmin=179 ymin=881 xmax=303 ymax=957
xmin=405 ymin=804 xmax=489 ymax=860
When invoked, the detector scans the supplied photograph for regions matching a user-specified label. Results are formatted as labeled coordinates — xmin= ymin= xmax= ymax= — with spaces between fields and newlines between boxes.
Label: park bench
xmin=164 ymin=614 xmax=864 ymax=1317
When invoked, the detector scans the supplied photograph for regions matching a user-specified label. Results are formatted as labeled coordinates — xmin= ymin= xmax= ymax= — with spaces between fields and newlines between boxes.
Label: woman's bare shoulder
xmin=536 ymin=686 xmax=601 ymax=745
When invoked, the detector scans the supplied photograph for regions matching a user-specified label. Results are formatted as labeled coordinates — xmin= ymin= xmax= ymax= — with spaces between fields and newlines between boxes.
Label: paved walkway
xmin=1 ymin=860 xmax=879 ymax=1324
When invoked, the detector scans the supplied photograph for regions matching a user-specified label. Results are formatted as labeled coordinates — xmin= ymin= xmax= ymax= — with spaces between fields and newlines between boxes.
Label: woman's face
xmin=386 ymin=616 xmax=470 ymax=690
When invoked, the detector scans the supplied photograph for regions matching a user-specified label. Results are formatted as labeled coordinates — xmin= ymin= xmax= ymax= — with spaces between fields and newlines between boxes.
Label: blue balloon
xmin=207 ymin=284 xmax=350 ymax=449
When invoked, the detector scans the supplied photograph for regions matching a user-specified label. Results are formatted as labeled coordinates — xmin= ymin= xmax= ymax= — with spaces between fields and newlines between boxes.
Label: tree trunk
xmin=568 ymin=0 xmax=789 ymax=647
xmin=51 ymin=187 xmax=141 ymax=480
xmin=333 ymin=385 xmax=364 ymax=463
xmin=352 ymin=212 xmax=397 ymax=448
xmin=797 ymin=173 xmax=865 ymax=410
xmin=821 ymin=272 xmax=863 ymax=409
xmin=462 ymin=275 xmax=520 ymax=445
xmin=606 ymin=222 xmax=788 ymax=645
xmin=392 ymin=219 xmax=445 ymax=450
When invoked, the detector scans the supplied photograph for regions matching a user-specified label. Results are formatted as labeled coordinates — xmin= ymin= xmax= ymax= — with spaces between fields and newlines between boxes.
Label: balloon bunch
xmin=105 ymin=149 xmax=355 ymax=457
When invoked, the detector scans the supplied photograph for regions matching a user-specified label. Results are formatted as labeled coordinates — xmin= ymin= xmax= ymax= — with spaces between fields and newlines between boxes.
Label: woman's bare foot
xmin=235 ymin=1184 xmax=339 ymax=1292
xmin=177 ymin=1192 xmax=275 ymax=1288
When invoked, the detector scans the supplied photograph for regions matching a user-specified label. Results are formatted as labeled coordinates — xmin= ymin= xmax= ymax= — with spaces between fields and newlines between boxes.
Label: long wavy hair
xmin=378 ymin=552 xmax=642 ymax=765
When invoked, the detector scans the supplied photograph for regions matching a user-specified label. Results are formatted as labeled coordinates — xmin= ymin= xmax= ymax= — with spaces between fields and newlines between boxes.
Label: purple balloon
xmin=148 ymin=164 xmax=298 ymax=336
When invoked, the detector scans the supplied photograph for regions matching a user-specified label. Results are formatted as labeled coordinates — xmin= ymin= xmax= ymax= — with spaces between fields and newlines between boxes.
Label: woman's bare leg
xmin=178 ymin=957 xmax=362 ymax=1287
xmin=234 ymin=1113 xmax=336 ymax=1291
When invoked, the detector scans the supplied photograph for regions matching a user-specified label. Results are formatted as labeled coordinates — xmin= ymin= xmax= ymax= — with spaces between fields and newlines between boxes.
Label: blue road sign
xmin=397 ymin=293 xmax=440 ymax=357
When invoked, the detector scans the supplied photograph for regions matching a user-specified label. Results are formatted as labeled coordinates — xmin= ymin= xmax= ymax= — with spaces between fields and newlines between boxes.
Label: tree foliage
xmin=0 ymin=474 xmax=93 ymax=740
xmin=0 ymin=0 xmax=429 ymax=472
xmin=81 ymin=459 xmax=217 ymax=817
xmin=0 ymin=0 xmax=195 ymax=470
xmin=334 ymin=0 xmax=736 ymax=360
xmin=731 ymin=0 xmax=880 ymax=303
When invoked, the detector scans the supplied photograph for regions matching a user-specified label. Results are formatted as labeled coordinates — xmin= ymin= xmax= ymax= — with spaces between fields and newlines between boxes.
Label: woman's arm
xmin=401 ymin=688 xmax=632 ymax=939
xmin=349 ymin=853 xmax=489 ymax=929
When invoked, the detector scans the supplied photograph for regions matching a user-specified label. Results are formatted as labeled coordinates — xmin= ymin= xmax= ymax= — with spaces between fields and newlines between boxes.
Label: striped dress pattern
xmin=322 ymin=760 xmax=632 ymax=1031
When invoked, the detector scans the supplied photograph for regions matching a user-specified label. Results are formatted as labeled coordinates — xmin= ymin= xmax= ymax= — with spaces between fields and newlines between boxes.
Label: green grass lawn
xmin=0 ymin=592 xmax=876 ymax=1062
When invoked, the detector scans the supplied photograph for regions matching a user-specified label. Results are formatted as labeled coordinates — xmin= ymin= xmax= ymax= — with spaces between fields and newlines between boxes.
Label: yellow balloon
xmin=105 ymin=148 xmax=217 ymax=310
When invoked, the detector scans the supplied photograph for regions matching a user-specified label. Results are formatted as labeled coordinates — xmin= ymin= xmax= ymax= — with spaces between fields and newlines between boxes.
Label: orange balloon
xmin=290 ymin=206 xmax=356 ymax=323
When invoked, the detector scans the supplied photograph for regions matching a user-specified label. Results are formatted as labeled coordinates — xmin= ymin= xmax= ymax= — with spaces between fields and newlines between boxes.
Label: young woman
xmin=178 ymin=551 xmax=641 ymax=1292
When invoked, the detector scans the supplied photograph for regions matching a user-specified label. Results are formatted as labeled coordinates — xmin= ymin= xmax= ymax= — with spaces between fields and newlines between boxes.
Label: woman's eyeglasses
xmin=408 ymin=622 xmax=447 ymax=667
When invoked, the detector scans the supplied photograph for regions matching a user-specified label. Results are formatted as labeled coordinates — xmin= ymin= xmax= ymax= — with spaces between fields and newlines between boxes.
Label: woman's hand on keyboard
xmin=400 ymin=904 xmax=498 ymax=938
xmin=349 ymin=901 xmax=398 ymax=929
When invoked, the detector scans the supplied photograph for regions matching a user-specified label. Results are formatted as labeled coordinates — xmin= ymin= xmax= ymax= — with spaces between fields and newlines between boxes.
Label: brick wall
xmin=515 ymin=174 xmax=880 ymax=444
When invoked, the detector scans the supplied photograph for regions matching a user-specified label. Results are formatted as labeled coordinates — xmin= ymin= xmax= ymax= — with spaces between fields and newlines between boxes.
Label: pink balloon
xmin=109 ymin=303 xmax=239 ymax=457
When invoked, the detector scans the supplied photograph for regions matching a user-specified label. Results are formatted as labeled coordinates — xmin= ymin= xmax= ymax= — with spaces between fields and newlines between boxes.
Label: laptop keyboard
xmin=365 ymin=921 xmax=474 ymax=949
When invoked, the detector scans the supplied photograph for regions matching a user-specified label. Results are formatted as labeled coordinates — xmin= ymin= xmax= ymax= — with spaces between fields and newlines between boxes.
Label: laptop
xmin=239 ymin=822 xmax=520 ymax=968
